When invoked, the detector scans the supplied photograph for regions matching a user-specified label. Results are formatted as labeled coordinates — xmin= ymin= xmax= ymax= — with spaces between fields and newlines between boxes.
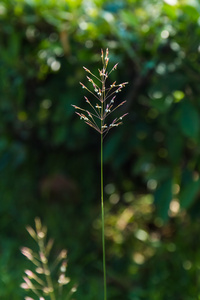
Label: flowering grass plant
xmin=21 ymin=218 xmax=77 ymax=300
xmin=72 ymin=48 xmax=128 ymax=300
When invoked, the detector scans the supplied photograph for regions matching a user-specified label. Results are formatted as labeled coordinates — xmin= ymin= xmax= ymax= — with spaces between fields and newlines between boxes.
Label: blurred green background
xmin=1 ymin=0 xmax=200 ymax=299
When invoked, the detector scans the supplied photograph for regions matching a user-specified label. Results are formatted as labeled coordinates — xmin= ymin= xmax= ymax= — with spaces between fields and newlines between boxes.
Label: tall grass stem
xmin=101 ymin=131 xmax=107 ymax=300
xmin=72 ymin=48 xmax=128 ymax=300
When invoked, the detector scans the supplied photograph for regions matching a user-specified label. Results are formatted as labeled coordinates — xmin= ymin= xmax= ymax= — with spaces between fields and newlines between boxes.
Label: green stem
xmin=101 ymin=132 xmax=107 ymax=300
xmin=38 ymin=239 xmax=56 ymax=300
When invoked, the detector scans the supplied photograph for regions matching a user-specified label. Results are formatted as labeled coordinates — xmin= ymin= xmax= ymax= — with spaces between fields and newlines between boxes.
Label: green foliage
xmin=154 ymin=178 xmax=173 ymax=222
xmin=1 ymin=0 xmax=200 ymax=299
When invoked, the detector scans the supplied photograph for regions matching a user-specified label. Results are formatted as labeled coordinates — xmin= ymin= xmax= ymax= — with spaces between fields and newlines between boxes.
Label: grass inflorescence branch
xmin=72 ymin=48 xmax=128 ymax=138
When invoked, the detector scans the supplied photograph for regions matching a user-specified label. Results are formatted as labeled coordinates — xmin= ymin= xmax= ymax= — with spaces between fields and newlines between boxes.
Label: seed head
xmin=58 ymin=274 xmax=70 ymax=285
xmin=20 ymin=282 xmax=29 ymax=290
xmin=83 ymin=66 xmax=91 ymax=73
xmin=21 ymin=219 xmax=75 ymax=300
xmin=21 ymin=247 xmax=33 ymax=261
xmin=26 ymin=226 xmax=37 ymax=240
xmin=72 ymin=49 xmax=128 ymax=137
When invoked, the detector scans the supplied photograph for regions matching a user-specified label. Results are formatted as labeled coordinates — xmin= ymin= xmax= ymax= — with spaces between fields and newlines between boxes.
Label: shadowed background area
xmin=1 ymin=0 xmax=200 ymax=299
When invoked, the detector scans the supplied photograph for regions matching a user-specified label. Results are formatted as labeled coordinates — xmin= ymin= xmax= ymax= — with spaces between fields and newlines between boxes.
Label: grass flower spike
xmin=72 ymin=48 xmax=128 ymax=300
xmin=72 ymin=48 xmax=128 ymax=137
xmin=21 ymin=218 xmax=77 ymax=300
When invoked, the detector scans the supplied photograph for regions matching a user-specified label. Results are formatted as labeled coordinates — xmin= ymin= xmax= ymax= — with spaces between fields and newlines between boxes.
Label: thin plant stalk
xmin=38 ymin=240 xmax=56 ymax=300
xmin=72 ymin=48 xmax=128 ymax=299
xmin=36 ymin=221 xmax=56 ymax=300
xmin=101 ymin=129 xmax=107 ymax=300
xmin=100 ymin=58 xmax=107 ymax=300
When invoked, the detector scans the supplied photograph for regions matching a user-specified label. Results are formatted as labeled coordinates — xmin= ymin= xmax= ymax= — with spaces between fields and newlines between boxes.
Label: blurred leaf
xmin=146 ymin=165 xmax=172 ymax=182
xmin=179 ymin=100 xmax=200 ymax=141
xmin=154 ymin=178 xmax=173 ymax=221
xmin=163 ymin=3 xmax=178 ymax=19
xmin=181 ymin=5 xmax=200 ymax=21
xmin=120 ymin=10 xmax=138 ymax=27
xmin=179 ymin=175 xmax=200 ymax=209
xmin=166 ymin=129 xmax=183 ymax=164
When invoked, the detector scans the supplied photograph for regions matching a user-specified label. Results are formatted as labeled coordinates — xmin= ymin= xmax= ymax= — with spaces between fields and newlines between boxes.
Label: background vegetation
xmin=1 ymin=0 xmax=200 ymax=299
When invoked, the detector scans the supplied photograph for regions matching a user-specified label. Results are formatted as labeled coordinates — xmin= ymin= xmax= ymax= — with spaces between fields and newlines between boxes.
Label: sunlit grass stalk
xmin=34 ymin=218 xmax=56 ymax=300
xmin=72 ymin=48 xmax=128 ymax=299
xmin=101 ymin=123 xmax=107 ymax=300
xmin=38 ymin=240 xmax=56 ymax=300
